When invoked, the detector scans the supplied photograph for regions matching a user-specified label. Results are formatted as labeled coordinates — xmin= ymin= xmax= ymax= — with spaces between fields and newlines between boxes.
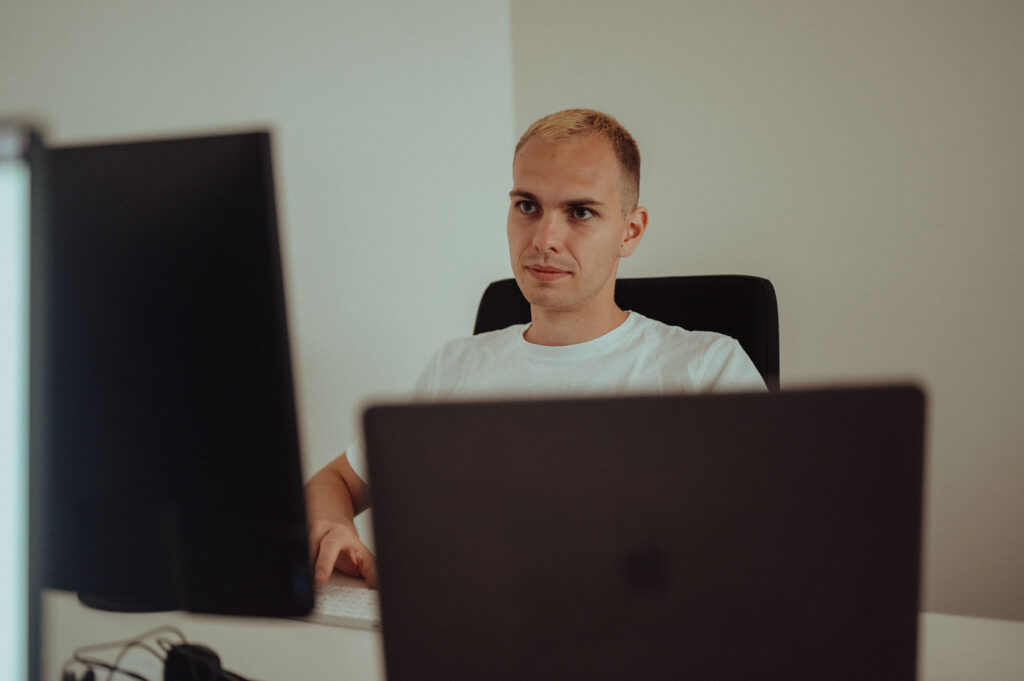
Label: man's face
xmin=507 ymin=134 xmax=646 ymax=317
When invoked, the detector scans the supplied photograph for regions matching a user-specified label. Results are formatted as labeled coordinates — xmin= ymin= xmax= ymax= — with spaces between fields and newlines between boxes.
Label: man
xmin=304 ymin=109 xmax=764 ymax=588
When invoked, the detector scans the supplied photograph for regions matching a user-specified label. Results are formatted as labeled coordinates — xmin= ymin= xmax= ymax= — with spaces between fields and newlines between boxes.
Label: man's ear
xmin=618 ymin=205 xmax=649 ymax=258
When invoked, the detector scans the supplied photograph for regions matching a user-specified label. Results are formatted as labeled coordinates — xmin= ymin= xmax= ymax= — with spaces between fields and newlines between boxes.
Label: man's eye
xmin=571 ymin=207 xmax=594 ymax=220
xmin=517 ymin=201 xmax=538 ymax=214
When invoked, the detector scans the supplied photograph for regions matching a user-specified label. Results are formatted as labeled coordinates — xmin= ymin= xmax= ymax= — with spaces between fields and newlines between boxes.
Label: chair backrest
xmin=474 ymin=275 xmax=780 ymax=391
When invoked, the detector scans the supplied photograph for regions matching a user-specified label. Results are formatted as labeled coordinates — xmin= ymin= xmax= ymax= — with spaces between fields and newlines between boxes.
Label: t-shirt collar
xmin=517 ymin=311 xmax=640 ymax=359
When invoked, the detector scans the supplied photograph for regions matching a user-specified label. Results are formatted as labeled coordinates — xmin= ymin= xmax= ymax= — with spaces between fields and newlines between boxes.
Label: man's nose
xmin=532 ymin=214 xmax=564 ymax=252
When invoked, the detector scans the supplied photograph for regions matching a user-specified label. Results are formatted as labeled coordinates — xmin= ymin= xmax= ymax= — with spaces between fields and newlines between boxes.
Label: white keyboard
xmin=301 ymin=577 xmax=381 ymax=630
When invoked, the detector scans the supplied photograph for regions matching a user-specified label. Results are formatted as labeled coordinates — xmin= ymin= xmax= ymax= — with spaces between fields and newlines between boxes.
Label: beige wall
xmin=0 ymin=0 xmax=514 ymax=614
xmin=509 ymin=0 xmax=1024 ymax=620
xmin=0 ymin=0 xmax=515 ymax=484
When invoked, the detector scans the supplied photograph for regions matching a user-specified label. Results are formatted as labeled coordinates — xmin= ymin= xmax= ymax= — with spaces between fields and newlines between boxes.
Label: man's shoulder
xmin=629 ymin=312 xmax=738 ymax=352
xmin=626 ymin=313 xmax=764 ymax=392
xmin=415 ymin=324 xmax=527 ymax=397
xmin=437 ymin=324 xmax=523 ymax=351
xmin=427 ymin=324 xmax=525 ymax=366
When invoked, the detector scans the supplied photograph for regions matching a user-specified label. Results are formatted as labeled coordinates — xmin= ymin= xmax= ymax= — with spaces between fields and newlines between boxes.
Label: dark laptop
xmin=364 ymin=385 xmax=926 ymax=681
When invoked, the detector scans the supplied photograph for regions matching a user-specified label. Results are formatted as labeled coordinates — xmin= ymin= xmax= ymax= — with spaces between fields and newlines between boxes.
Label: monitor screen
xmin=38 ymin=131 xmax=314 ymax=616
xmin=0 ymin=123 xmax=43 ymax=681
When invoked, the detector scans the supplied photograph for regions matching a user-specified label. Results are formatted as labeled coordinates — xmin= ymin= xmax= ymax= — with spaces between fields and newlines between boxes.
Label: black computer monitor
xmin=37 ymin=130 xmax=314 ymax=616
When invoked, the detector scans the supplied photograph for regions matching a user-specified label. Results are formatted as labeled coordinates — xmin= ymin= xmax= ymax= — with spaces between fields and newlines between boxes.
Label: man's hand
xmin=304 ymin=452 xmax=375 ymax=587
xmin=308 ymin=519 xmax=378 ymax=589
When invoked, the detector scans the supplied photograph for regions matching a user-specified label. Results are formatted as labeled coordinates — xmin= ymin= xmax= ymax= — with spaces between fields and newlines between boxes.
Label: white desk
xmin=43 ymin=590 xmax=385 ymax=681
xmin=43 ymin=590 xmax=1024 ymax=680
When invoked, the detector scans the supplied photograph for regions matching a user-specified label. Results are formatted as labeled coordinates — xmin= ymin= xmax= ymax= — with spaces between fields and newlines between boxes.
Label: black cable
xmin=62 ymin=625 xmax=188 ymax=681
xmin=71 ymin=626 xmax=186 ymax=657
xmin=68 ymin=656 xmax=150 ymax=681
xmin=108 ymin=640 xmax=165 ymax=681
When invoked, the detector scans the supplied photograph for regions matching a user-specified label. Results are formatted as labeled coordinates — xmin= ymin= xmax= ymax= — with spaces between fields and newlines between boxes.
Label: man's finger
xmin=360 ymin=554 xmax=379 ymax=590
xmin=333 ymin=542 xmax=377 ymax=588
xmin=314 ymin=535 xmax=343 ymax=584
xmin=308 ymin=525 xmax=329 ymax=564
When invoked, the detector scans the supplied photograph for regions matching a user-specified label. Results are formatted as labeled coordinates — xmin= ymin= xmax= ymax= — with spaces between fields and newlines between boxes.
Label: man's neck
xmin=523 ymin=304 xmax=629 ymax=346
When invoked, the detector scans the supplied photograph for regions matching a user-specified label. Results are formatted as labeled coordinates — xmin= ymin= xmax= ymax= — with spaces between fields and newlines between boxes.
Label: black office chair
xmin=473 ymin=275 xmax=780 ymax=391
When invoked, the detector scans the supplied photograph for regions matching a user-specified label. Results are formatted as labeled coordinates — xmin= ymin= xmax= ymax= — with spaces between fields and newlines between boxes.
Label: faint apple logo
xmin=619 ymin=545 xmax=671 ymax=592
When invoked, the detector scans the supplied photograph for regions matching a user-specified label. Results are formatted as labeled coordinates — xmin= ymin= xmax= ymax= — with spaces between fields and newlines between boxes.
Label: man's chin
xmin=520 ymin=287 xmax=574 ymax=313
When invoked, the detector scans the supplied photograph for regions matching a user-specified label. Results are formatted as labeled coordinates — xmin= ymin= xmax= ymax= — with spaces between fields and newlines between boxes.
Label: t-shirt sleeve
xmin=699 ymin=337 xmax=767 ymax=392
xmin=412 ymin=350 xmax=441 ymax=396
xmin=412 ymin=339 xmax=465 ymax=398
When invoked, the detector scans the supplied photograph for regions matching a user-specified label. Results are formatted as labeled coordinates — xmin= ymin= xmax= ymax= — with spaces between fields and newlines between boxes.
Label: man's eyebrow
xmin=508 ymin=190 xmax=607 ymax=209
xmin=565 ymin=197 xmax=606 ymax=208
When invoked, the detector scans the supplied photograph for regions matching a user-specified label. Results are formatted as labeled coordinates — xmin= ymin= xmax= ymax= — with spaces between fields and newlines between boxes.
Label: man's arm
xmin=304 ymin=452 xmax=378 ymax=588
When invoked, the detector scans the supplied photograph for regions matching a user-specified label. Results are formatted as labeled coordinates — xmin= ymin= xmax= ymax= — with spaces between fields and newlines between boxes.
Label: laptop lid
xmin=364 ymin=385 xmax=926 ymax=681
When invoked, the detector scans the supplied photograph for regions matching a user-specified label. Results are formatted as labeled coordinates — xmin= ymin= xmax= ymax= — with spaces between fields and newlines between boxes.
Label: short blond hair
xmin=514 ymin=109 xmax=641 ymax=210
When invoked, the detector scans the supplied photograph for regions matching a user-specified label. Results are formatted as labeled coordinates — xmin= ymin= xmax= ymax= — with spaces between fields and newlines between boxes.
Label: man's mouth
xmin=525 ymin=265 xmax=570 ymax=282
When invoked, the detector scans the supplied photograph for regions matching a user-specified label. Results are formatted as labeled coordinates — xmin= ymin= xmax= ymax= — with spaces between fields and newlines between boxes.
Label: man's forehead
xmin=511 ymin=135 xmax=621 ymax=195
xmin=514 ymin=133 xmax=616 ymax=166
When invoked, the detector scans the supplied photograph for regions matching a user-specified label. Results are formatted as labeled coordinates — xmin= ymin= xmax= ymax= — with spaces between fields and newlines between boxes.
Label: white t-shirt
xmin=346 ymin=312 xmax=765 ymax=482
